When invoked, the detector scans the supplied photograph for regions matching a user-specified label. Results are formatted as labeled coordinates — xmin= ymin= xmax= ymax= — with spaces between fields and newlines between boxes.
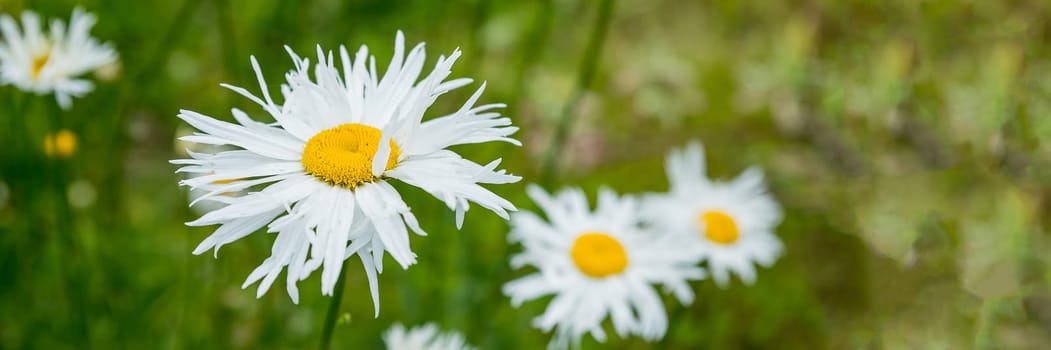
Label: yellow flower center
xmin=301 ymin=123 xmax=400 ymax=188
xmin=43 ymin=129 xmax=77 ymax=158
xmin=31 ymin=53 xmax=50 ymax=79
xmin=570 ymin=232 xmax=629 ymax=278
xmin=700 ymin=210 xmax=740 ymax=245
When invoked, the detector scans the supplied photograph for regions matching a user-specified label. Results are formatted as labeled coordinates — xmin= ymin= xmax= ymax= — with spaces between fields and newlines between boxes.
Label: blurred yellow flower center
xmin=570 ymin=232 xmax=628 ymax=278
xmin=31 ymin=53 xmax=50 ymax=79
xmin=700 ymin=211 xmax=739 ymax=245
xmin=43 ymin=129 xmax=77 ymax=158
xmin=301 ymin=123 xmax=400 ymax=188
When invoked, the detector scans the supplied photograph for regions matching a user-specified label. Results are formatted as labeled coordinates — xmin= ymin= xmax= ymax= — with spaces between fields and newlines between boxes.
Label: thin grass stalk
xmin=43 ymin=98 xmax=91 ymax=347
xmin=539 ymin=0 xmax=616 ymax=185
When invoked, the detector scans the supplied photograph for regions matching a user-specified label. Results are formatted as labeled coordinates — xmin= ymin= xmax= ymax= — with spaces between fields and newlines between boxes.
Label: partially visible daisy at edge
xmin=172 ymin=31 xmax=521 ymax=314
xmin=0 ymin=7 xmax=117 ymax=109
xmin=503 ymin=185 xmax=704 ymax=349
xmin=384 ymin=323 xmax=476 ymax=350
xmin=642 ymin=141 xmax=784 ymax=287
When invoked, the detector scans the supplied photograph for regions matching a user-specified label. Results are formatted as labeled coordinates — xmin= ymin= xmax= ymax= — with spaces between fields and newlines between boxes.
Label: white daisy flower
xmin=643 ymin=141 xmax=784 ymax=287
xmin=384 ymin=323 xmax=475 ymax=350
xmin=172 ymin=32 xmax=521 ymax=312
xmin=503 ymin=185 xmax=704 ymax=349
xmin=0 ymin=8 xmax=117 ymax=109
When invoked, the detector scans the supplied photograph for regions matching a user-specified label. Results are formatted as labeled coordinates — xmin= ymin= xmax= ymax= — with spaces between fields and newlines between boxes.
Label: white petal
xmin=372 ymin=130 xmax=392 ymax=176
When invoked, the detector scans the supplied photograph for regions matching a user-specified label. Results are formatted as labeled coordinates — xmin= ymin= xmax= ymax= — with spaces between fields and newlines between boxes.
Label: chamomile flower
xmin=503 ymin=185 xmax=704 ymax=348
xmin=384 ymin=323 xmax=475 ymax=350
xmin=0 ymin=8 xmax=117 ymax=109
xmin=643 ymin=141 xmax=784 ymax=287
xmin=172 ymin=32 xmax=521 ymax=312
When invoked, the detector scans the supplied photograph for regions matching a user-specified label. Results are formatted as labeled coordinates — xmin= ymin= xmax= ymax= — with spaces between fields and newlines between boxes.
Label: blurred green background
xmin=2 ymin=0 xmax=1051 ymax=348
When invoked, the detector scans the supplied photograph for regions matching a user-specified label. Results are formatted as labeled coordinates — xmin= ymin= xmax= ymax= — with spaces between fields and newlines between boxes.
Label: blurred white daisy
xmin=503 ymin=185 xmax=704 ymax=348
xmin=0 ymin=8 xmax=117 ymax=109
xmin=172 ymin=32 xmax=520 ymax=312
xmin=643 ymin=141 xmax=784 ymax=287
xmin=384 ymin=323 xmax=475 ymax=350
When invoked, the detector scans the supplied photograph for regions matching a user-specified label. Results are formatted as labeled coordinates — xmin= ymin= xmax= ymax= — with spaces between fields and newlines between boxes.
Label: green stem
xmin=9 ymin=92 xmax=34 ymax=216
xmin=8 ymin=89 xmax=24 ymax=156
xmin=539 ymin=0 xmax=616 ymax=185
xmin=318 ymin=259 xmax=349 ymax=350
xmin=43 ymin=99 xmax=91 ymax=347
xmin=55 ymin=153 xmax=89 ymax=347
xmin=974 ymin=297 xmax=1000 ymax=349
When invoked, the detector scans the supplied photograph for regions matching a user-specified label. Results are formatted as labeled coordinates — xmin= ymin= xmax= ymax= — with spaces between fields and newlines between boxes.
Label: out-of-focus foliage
xmin=1 ymin=0 xmax=1051 ymax=348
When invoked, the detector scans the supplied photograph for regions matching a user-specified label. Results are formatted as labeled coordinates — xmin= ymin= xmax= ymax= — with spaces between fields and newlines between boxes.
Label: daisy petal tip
xmin=190 ymin=244 xmax=209 ymax=256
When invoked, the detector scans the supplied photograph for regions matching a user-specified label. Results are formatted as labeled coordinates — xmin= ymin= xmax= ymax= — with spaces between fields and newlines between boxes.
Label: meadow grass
xmin=2 ymin=0 xmax=1051 ymax=348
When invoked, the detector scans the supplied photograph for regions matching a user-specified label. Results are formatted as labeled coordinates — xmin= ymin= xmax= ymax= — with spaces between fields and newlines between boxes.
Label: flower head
xmin=0 ymin=8 xmax=117 ymax=109
xmin=384 ymin=323 xmax=475 ymax=350
xmin=503 ymin=185 xmax=704 ymax=348
xmin=643 ymin=141 xmax=784 ymax=287
xmin=172 ymin=32 xmax=520 ymax=313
